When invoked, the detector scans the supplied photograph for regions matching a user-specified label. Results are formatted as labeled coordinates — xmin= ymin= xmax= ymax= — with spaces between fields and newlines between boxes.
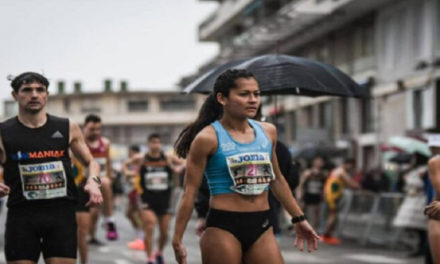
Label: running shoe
xmin=106 ymin=222 xmax=119 ymax=240
xmin=320 ymin=235 xmax=341 ymax=245
xmin=127 ymin=238 xmax=145 ymax=250
xmin=155 ymin=252 xmax=165 ymax=264
xmin=88 ymin=238 xmax=105 ymax=246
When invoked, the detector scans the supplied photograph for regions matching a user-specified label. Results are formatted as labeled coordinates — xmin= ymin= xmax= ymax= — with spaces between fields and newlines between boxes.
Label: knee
xmin=143 ymin=221 xmax=155 ymax=233
xmin=101 ymin=177 xmax=111 ymax=188
xmin=78 ymin=224 xmax=90 ymax=236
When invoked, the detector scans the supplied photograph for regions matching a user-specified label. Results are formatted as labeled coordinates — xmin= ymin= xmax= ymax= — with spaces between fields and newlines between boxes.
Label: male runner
xmin=0 ymin=72 xmax=103 ymax=264
xmin=125 ymin=133 xmax=181 ymax=264
xmin=322 ymin=158 xmax=359 ymax=244
xmin=83 ymin=114 xmax=119 ymax=243
xmin=122 ymin=145 xmax=144 ymax=250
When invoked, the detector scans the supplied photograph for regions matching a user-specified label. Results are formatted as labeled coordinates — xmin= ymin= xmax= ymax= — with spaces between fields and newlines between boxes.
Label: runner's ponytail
xmin=174 ymin=69 xmax=255 ymax=158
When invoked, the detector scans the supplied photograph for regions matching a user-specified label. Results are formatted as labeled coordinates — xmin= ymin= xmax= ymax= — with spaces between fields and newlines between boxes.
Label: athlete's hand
xmin=84 ymin=182 xmax=103 ymax=207
xmin=195 ymin=218 xmax=206 ymax=236
xmin=0 ymin=183 xmax=10 ymax=198
xmin=425 ymin=201 xmax=440 ymax=220
xmin=294 ymin=220 xmax=319 ymax=252
xmin=172 ymin=238 xmax=187 ymax=264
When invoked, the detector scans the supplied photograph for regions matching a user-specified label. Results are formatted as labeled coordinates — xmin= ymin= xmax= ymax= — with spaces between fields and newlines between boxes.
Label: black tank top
xmin=139 ymin=152 xmax=172 ymax=193
xmin=0 ymin=114 xmax=77 ymax=208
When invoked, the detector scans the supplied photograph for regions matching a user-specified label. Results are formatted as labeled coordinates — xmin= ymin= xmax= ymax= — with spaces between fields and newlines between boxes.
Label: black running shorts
xmin=5 ymin=202 xmax=77 ymax=262
xmin=140 ymin=189 xmax=171 ymax=216
xmin=75 ymin=184 xmax=90 ymax=212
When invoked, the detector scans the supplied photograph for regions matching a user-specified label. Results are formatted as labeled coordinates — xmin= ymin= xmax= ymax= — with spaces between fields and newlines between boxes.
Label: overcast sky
xmin=0 ymin=0 xmax=218 ymax=100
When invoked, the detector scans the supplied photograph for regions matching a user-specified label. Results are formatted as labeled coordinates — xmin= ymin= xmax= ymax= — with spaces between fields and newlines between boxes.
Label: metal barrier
xmin=337 ymin=190 xmax=406 ymax=247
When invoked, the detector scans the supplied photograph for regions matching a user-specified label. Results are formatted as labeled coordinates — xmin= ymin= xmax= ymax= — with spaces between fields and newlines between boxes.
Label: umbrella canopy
xmin=292 ymin=146 xmax=346 ymax=162
xmin=184 ymin=54 xmax=369 ymax=98
xmin=389 ymin=136 xmax=431 ymax=157
xmin=388 ymin=152 xmax=412 ymax=164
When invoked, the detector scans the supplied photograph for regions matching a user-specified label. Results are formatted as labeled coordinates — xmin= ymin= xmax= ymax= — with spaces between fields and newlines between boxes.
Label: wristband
xmin=91 ymin=176 xmax=102 ymax=186
xmin=291 ymin=215 xmax=307 ymax=224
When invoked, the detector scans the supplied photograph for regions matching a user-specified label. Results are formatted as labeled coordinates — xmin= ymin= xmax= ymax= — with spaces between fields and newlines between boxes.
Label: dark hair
xmin=174 ymin=69 xmax=256 ymax=158
xmin=10 ymin=72 xmax=49 ymax=93
xmin=148 ymin=133 xmax=161 ymax=142
xmin=129 ymin=145 xmax=140 ymax=152
xmin=84 ymin=114 xmax=101 ymax=125
xmin=343 ymin=158 xmax=356 ymax=166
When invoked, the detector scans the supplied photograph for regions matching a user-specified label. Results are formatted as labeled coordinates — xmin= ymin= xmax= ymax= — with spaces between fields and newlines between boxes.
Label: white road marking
xmin=344 ymin=254 xmax=406 ymax=264
xmin=0 ymin=251 xmax=5 ymax=263
xmin=283 ymin=251 xmax=328 ymax=263
xmin=114 ymin=259 xmax=133 ymax=264
xmin=98 ymin=246 xmax=110 ymax=253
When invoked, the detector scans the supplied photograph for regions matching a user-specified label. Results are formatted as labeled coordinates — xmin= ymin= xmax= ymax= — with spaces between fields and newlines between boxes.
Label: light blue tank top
xmin=205 ymin=119 xmax=275 ymax=196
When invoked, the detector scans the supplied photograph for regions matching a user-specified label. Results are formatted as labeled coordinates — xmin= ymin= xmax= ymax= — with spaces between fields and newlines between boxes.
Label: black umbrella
xmin=292 ymin=146 xmax=347 ymax=162
xmin=184 ymin=54 xmax=369 ymax=97
xmin=389 ymin=152 xmax=412 ymax=164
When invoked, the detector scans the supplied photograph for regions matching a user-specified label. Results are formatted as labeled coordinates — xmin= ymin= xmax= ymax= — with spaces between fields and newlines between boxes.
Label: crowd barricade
xmin=336 ymin=190 xmax=405 ymax=247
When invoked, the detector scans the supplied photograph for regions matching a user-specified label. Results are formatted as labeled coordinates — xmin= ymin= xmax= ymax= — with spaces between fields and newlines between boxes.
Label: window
xmin=340 ymin=98 xmax=349 ymax=134
xmin=290 ymin=111 xmax=297 ymax=141
xmin=318 ymin=102 xmax=332 ymax=129
xmin=128 ymin=100 xmax=148 ymax=112
xmin=63 ymin=98 xmax=70 ymax=113
xmin=413 ymin=89 xmax=423 ymax=129
xmin=362 ymin=146 xmax=375 ymax=171
xmin=304 ymin=106 xmax=313 ymax=127
xmin=381 ymin=7 xmax=408 ymax=72
xmin=81 ymin=99 xmax=101 ymax=113
xmin=334 ymin=32 xmax=350 ymax=66
xmin=361 ymin=98 xmax=374 ymax=133
xmin=317 ymin=42 xmax=331 ymax=64
xmin=160 ymin=97 xmax=195 ymax=111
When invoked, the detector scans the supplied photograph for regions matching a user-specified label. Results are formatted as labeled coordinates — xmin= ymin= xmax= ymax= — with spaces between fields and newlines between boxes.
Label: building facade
xmin=3 ymin=84 xmax=204 ymax=148
xmin=192 ymin=0 xmax=440 ymax=170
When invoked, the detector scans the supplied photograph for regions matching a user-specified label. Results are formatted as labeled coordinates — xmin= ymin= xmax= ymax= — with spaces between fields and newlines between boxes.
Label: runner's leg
xmin=140 ymin=209 xmax=157 ymax=262
xmin=200 ymin=227 xmax=242 ymax=264
xmin=242 ymin=228 xmax=284 ymax=264
xmin=76 ymin=212 xmax=90 ymax=264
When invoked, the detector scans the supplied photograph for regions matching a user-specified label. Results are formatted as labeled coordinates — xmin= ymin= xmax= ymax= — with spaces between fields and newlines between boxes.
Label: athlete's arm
xmin=102 ymin=137 xmax=113 ymax=179
xmin=69 ymin=120 xmax=103 ymax=206
xmin=429 ymin=157 xmax=440 ymax=197
xmin=167 ymin=153 xmax=186 ymax=175
xmin=425 ymin=158 xmax=440 ymax=219
xmin=340 ymin=171 xmax=360 ymax=189
xmin=297 ymin=170 xmax=310 ymax=200
xmin=122 ymin=153 xmax=143 ymax=178
xmin=172 ymin=127 xmax=216 ymax=264
xmin=261 ymin=122 xmax=319 ymax=252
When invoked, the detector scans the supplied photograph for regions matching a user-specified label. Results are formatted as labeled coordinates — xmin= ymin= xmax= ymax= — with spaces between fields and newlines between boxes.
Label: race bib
xmin=95 ymin=157 xmax=107 ymax=177
xmin=19 ymin=161 xmax=67 ymax=200
xmin=307 ymin=180 xmax=323 ymax=194
xmin=226 ymin=152 xmax=275 ymax=195
xmin=144 ymin=170 xmax=169 ymax=191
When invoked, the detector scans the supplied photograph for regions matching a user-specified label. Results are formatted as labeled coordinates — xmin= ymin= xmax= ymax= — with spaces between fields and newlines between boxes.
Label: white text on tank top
xmin=144 ymin=167 xmax=169 ymax=191
xmin=226 ymin=152 xmax=275 ymax=195
xmin=19 ymin=161 xmax=67 ymax=200
xmin=306 ymin=179 xmax=323 ymax=195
